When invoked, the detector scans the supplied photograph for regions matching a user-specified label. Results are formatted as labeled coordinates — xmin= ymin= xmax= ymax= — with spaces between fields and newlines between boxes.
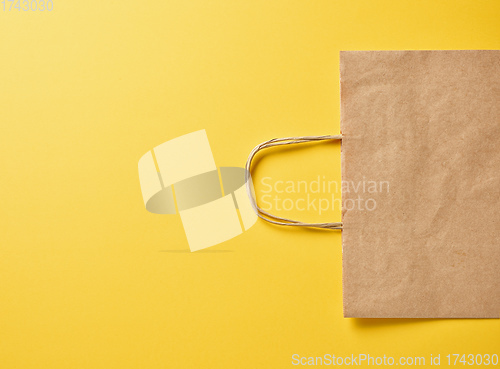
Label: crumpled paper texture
xmin=340 ymin=50 xmax=499 ymax=318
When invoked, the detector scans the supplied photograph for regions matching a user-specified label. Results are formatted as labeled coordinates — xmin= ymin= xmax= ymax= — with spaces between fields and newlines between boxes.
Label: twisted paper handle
xmin=245 ymin=135 xmax=343 ymax=230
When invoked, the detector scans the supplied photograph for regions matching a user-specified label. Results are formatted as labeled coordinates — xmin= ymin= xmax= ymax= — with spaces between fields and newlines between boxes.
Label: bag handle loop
xmin=245 ymin=135 xmax=343 ymax=230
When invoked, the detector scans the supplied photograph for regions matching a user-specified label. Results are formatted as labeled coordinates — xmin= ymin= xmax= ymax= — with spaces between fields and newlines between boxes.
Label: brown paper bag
xmin=340 ymin=50 xmax=499 ymax=318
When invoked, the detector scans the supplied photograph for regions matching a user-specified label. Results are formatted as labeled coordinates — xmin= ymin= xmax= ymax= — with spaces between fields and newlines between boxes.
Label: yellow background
xmin=1 ymin=0 xmax=499 ymax=368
